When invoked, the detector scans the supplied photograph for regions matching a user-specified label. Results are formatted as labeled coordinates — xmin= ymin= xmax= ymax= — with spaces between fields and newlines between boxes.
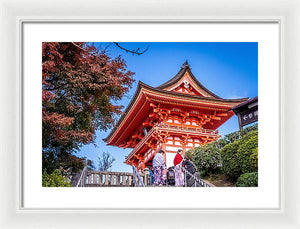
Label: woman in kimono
xmin=174 ymin=149 xmax=184 ymax=186
xmin=152 ymin=149 xmax=166 ymax=186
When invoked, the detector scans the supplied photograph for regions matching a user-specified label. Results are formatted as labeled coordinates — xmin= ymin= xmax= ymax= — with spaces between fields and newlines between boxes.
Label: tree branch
xmin=71 ymin=42 xmax=88 ymax=52
xmin=113 ymin=42 xmax=149 ymax=56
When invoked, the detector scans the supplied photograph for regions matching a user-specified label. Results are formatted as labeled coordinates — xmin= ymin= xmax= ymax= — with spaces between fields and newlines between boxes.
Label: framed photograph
xmin=0 ymin=0 xmax=299 ymax=228
xmin=23 ymin=22 xmax=275 ymax=209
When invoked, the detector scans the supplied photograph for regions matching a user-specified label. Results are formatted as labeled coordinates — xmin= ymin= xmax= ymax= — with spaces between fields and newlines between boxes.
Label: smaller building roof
xmin=232 ymin=96 xmax=258 ymax=113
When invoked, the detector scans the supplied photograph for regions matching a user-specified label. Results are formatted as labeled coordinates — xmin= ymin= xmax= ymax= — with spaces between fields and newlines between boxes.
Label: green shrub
xmin=42 ymin=169 xmax=71 ymax=187
xmin=236 ymin=172 xmax=258 ymax=187
xmin=250 ymin=147 xmax=258 ymax=170
xmin=221 ymin=140 xmax=241 ymax=180
xmin=221 ymin=130 xmax=258 ymax=181
xmin=237 ymin=130 xmax=258 ymax=174
xmin=193 ymin=143 xmax=222 ymax=177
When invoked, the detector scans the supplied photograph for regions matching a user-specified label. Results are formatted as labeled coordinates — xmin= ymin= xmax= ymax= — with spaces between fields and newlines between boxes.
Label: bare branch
xmin=71 ymin=42 xmax=88 ymax=52
xmin=98 ymin=152 xmax=115 ymax=171
xmin=113 ymin=42 xmax=149 ymax=56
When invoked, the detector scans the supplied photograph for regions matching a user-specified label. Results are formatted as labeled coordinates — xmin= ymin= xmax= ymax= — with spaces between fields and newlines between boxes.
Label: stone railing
xmin=83 ymin=168 xmax=152 ymax=187
xmin=72 ymin=167 xmax=214 ymax=187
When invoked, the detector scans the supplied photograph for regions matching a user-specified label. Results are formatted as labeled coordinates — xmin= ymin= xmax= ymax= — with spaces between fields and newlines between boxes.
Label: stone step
xmin=84 ymin=184 xmax=133 ymax=187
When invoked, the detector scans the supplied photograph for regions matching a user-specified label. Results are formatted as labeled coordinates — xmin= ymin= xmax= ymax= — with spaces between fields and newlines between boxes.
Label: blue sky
xmin=77 ymin=42 xmax=258 ymax=172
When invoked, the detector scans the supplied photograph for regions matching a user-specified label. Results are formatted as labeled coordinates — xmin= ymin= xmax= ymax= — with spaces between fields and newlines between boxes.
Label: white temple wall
xmin=165 ymin=145 xmax=183 ymax=168
xmin=166 ymin=146 xmax=180 ymax=152
xmin=166 ymin=152 xmax=176 ymax=168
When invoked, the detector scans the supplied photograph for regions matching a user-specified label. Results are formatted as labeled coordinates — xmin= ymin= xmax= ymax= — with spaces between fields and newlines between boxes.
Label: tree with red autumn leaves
xmin=42 ymin=42 xmax=134 ymax=174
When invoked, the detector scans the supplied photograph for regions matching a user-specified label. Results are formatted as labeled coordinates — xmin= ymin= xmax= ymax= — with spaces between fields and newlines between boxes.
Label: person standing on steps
xmin=147 ymin=166 xmax=154 ymax=186
xmin=152 ymin=149 xmax=166 ymax=186
xmin=174 ymin=149 xmax=184 ymax=186
xmin=182 ymin=153 xmax=197 ymax=187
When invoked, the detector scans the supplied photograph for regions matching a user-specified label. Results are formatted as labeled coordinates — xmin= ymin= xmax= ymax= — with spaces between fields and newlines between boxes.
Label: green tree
xmin=42 ymin=151 xmax=85 ymax=176
xmin=213 ymin=123 xmax=258 ymax=150
xmin=193 ymin=144 xmax=222 ymax=177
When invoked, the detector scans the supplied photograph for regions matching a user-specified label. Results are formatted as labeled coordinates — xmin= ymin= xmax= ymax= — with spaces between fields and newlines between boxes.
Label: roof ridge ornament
xmin=181 ymin=60 xmax=190 ymax=69
xmin=183 ymin=79 xmax=190 ymax=89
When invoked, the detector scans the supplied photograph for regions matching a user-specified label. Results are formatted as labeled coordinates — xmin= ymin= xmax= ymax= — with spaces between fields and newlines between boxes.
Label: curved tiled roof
xmin=156 ymin=60 xmax=221 ymax=99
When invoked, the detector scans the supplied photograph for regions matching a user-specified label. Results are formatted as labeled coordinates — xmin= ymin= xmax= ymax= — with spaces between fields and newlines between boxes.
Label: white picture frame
xmin=0 ymin=0 xmax=299 ymax=228
xmin=22 ymin=22 xmax=279 ymax=210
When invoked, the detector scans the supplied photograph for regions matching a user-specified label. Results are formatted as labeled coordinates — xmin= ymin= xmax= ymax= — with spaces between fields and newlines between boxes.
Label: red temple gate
xmin=104 ymin=61 xmax=248 ymax=170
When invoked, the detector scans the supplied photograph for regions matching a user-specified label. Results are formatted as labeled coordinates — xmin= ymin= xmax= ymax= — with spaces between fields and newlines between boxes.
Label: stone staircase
xmin=71 ymin=166 xmax=213 ymax=187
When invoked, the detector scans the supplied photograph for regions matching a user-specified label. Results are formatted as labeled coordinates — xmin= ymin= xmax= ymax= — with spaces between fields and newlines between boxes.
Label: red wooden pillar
xmin=162 ymin=142 xmax=166 ymax=162
xmin=182 ymin=143 xmax=186 ymax=155
xmin=180 ymin=135 xmax=188 ymax=155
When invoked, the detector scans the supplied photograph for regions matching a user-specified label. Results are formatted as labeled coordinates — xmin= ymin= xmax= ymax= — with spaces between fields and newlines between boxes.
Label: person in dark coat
xmin=182 ymin=158 xmax=196 ymax=180
xmin=182 ymin=154 xmax=198 ymax=186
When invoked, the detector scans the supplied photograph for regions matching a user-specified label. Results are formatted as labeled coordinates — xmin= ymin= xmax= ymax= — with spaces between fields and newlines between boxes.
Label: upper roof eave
xmin=142 ymin=81 xmax=249 ymax=103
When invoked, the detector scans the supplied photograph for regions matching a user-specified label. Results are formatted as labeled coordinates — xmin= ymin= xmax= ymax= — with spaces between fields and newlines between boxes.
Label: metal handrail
xmin=182 ymin=166 xmax=213 ymax=187
xmin=76 ymin=166 xmax=87 ymax=187
xmin=132 ymin=166 xmax=145 ymax=187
